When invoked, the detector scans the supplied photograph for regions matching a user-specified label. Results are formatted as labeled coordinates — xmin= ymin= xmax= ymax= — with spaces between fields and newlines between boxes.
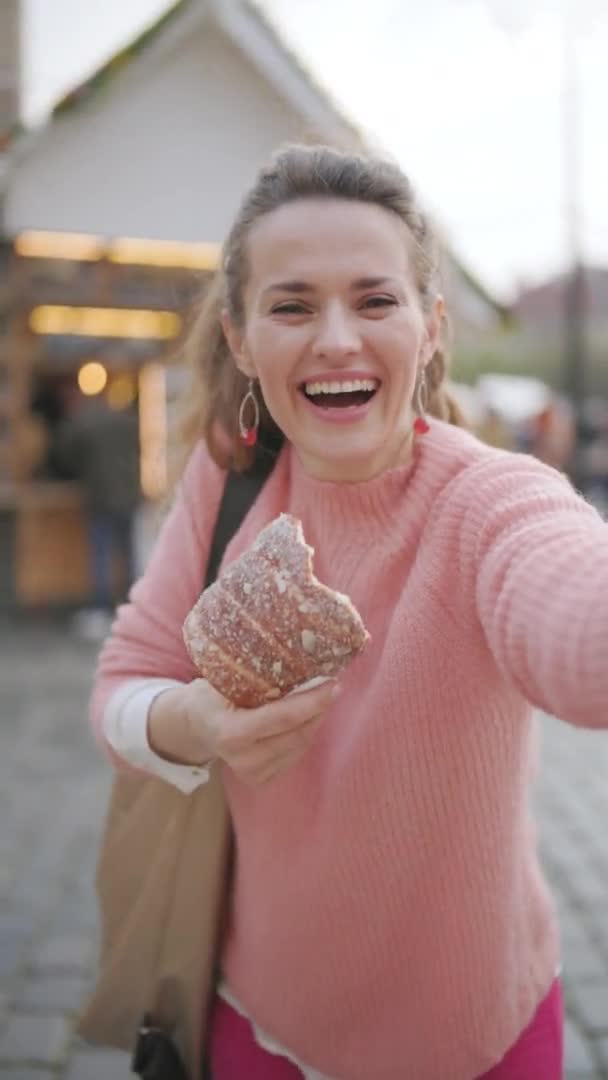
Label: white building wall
xmin=6 ymin=24 xmax=316 ymax=242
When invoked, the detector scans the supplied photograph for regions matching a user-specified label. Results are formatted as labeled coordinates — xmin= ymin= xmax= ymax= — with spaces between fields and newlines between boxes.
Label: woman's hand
xmin=148 ymin=677 xmax=341 ymax=785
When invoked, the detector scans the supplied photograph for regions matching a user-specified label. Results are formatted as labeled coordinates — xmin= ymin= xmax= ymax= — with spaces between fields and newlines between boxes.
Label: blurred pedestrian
xmin=586 ymin=431 xmax=608 ymax=513
xmin=526 ymin=400 xmax=575 ymax=472
xmin=88 ymin=145 xmax=608 ymax=1079
xmin=54 ymin=385 xmax=140 ymax=634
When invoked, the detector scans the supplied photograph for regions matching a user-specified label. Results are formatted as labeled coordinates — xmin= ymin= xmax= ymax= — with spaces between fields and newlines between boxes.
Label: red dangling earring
xmin=239 ymin=378 xmax=260 ymax=447
xmin=413 ymin=370 xmax=430 ymax=435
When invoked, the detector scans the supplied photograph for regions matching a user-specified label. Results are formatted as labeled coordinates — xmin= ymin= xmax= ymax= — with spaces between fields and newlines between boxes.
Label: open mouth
xmin=299 ymin=377 xmax=380 ymax=410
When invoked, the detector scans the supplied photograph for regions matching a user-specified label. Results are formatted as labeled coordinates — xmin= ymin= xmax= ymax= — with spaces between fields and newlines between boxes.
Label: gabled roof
xmin=51 ymin=0 xmax=186 ymax=120
xmin=3 ymin=0 xmax=507 ymax=319
xmin=452 ymin=258 xmax=511 ymax=324
xmin=16 ymin=0 xmax=363 ymax=151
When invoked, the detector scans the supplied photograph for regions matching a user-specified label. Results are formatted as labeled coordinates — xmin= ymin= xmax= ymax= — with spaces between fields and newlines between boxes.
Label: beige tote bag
xmin=78 ymin=454 xmax=279 ymax=1076
xmin=78 ymin=768 xmax=231 ymax=1077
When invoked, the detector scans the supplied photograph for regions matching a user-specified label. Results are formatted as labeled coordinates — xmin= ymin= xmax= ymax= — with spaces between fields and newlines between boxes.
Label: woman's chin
xmin=293 ymin=429 xmax=410 ymax=483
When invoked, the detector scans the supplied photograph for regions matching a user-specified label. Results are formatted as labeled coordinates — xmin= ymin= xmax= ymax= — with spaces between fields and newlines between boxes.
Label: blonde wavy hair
xmin=179 ymin=143 xmax=467 ymax=472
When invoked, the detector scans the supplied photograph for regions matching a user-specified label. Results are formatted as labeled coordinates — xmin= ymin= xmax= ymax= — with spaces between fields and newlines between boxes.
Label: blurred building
xmin=512 ymin=267 xmax=608 ymax=397
xmin=0 ymin=0 xmax=508 ymax=610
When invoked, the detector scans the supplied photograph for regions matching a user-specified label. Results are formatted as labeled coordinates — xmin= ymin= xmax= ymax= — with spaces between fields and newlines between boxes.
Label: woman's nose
xmin=311 ymin=304 xmax=361 ymax=359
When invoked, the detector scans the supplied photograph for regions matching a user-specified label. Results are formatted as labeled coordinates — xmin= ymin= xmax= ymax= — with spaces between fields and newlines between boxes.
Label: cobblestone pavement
xmin=0 ymin=620 xmax=607 ymax=1079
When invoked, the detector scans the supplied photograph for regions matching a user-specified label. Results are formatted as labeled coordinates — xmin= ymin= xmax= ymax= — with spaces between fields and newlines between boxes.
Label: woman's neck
xmin=294 ymin=430 xmax=416 ymax=485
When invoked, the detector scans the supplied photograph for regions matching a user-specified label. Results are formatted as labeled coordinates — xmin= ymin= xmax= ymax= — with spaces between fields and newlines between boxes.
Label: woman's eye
xmin=271 ymin=302 xmax=309 ymax=315
xmin=361 ymin=295 xmax=397 ymax=310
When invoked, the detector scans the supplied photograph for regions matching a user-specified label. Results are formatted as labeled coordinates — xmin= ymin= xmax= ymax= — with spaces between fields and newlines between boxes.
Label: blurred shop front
xmin=0 ymin=230 xmax=216 ymax=609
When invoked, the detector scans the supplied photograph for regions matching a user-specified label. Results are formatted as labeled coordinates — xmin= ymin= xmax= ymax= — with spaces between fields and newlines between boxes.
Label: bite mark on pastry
xmin=183 ymin=514 xmax=370 ymax=708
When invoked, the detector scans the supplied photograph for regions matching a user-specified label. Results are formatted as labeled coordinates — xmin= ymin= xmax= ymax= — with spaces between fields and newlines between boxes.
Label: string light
xmin=139 ymin=363 xmax=167 ymax=499
xmin=28 ymin=305 xmax=181 ymax=339
xmin=78 ymin=362 xmax=108 ymax=396
xmin=14 ymin=230 xmax=220 ymax=271
xmin=108 ymin=237 xmax=220 ymax=270
xmin=107 ymin=373 xmax=136 ymax=410
xmin=15 ymin=231 xmax=105 ymax=261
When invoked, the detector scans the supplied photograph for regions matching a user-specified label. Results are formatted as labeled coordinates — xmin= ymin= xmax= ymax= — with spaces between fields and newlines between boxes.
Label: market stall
xmin=0 ymin=230 xmax=216 ymax=608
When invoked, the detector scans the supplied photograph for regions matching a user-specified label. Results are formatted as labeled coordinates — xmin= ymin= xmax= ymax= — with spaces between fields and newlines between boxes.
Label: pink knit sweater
xmin=92 ymin=419 xmax=608 ymax=1080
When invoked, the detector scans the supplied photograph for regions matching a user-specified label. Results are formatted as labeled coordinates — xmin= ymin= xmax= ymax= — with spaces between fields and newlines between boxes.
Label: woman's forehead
xmin=245 ymin=198 xmax=412 ymax=285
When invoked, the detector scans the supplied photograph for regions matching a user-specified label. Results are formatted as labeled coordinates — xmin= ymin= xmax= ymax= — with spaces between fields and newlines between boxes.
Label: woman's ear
xmin=423 ymin=294 xmax=445 ymax=363
xmin=221 ymin=308 xmax=256 ymax=378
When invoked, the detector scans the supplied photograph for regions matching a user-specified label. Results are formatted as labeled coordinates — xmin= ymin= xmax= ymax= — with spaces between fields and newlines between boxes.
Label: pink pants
xmin=208 ymin=978 xmax=563 ymax=1079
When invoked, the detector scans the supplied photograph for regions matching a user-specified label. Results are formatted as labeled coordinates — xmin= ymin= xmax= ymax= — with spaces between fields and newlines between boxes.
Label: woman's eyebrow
xmin=263 ymin=280 xmax=315 ymax=296
xmin=351 ymin=276 xmax=396 ymax=289
xmin=263 ymin=275 xmax=397 ymax=297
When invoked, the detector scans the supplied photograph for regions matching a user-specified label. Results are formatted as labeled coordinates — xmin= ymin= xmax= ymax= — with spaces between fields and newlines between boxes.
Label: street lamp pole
xmin=562 ymin=12 xmax=587 ymax=490
xmin=485 ymin=0 xmax=590 ymax=486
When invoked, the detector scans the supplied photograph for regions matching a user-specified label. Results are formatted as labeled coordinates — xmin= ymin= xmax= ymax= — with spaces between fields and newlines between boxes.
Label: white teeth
xmin=303 ymin=378 xmax=379 ymax=397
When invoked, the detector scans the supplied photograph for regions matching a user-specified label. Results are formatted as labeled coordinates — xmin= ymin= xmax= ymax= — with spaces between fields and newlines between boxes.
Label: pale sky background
xmin=21 ymin=0 xmax=608 ymax=300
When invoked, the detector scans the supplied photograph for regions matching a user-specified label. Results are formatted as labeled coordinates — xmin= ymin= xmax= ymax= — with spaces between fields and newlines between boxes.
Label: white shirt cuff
xmin=102 ymin=677 xmax=212 ymax=795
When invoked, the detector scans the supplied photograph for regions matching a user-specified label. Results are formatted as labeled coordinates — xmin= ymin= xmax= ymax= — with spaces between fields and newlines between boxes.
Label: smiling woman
xmin=179 ymin=144 xmax=466 ymax=480
xmin=89 ymin=143 xmax=608 ymax=1080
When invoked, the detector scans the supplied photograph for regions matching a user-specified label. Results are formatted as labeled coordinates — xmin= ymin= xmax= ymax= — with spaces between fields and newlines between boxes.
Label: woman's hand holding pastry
xmin=148 ymin=677 xmax=340 ymax=785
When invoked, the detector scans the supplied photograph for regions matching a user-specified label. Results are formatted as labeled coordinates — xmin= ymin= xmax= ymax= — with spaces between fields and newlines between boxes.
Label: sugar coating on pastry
xmin=183 ymin=513 xmax=370 ymax=707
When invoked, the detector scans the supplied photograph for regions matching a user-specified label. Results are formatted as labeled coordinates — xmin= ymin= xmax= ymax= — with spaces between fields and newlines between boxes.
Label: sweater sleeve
xmin=102 ymin=677 xmax=212 ymax=792
xmin=90 ymin=442 xmax=226 ymax=764
xmin=456 ymin=454 xmax=608 ymax=728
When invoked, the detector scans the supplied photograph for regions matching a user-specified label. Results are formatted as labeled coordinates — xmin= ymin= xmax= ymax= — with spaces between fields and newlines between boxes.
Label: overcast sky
xmin=22 ymin=0 xmax=608 ymax=299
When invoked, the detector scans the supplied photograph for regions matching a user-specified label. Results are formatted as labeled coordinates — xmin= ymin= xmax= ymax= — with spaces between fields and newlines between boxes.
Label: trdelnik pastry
xmin=183 ymin=513 xmax=370 ymax=708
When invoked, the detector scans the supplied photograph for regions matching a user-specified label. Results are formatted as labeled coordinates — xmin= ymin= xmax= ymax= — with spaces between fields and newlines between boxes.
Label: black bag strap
xmin=204 ymin=442 xmax=281 ymax=588
xmin=132 ymin=439 xmax=280 ymax=1079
